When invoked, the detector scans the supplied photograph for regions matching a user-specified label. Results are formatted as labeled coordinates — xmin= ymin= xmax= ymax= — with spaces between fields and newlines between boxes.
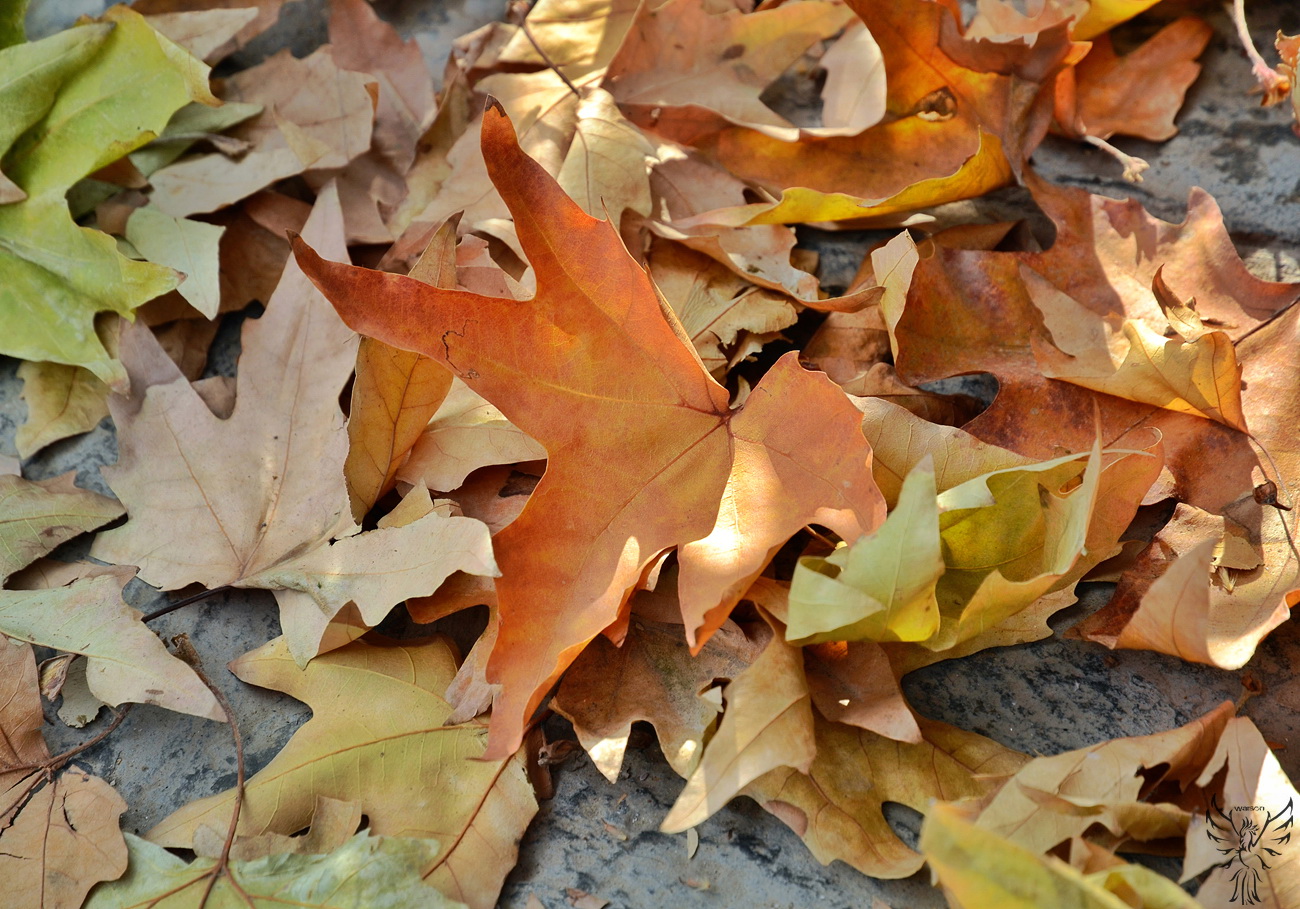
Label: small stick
xmin=1083 ymin=135 xmax=1149 ymax=183
xmin=143 ymin=585 xmax=235 ymax=623
xmin=520 ymin=19 xmax=581 ymax=98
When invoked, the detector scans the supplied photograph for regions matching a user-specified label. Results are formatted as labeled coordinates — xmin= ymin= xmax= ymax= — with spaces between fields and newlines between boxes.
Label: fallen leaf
xmin=293 ymin=103 xmax=885 ymax=758
xmin=54 ymin=656 xmax=106 ymax=729
xmin=1056 ymin=17 xmax=1213 ymax=142
xmin=147 ymin=635 xmax=536 ymax=909
xmin=0 ymin=638 xmax=128 ymax=909
xmin=191 ymin=795 xmax=361 ymax=862
xmin=142 ymin=7 xmax=258 ymax=64
xmin=85 ymin=831 xmax=462 ymax=909
xmin=131 ymin=0 xmax=303 ymax=60
xmin=90 ymin=187 xmax=497 ymax=663
xmin=787 ymin=457 xmax=943 ymax=645
xmin=553 ymin=580 xmax=767 ymax=781
xmin=922 ymin=800 xmax=1203 ymax=909
xmin=802 ymin=641 xmax=921 ymax=744
xmin=496 ymin=0 xmax=639 ymax=82
xmin=1184 ymin=717 xmax=1300 ymax=906
xmin=148 ymin=47 xmax=375 ymax=217
xmin=343 ymin=221 xmax=457 ymax=519
xmin=745 ymin=714 xmax=1026 ymax=878
xmin=124 ymin=208 xmax=225 ymax=318
xmin=0 ymin=9 xmax=214 ymax=383
xmin=972 ymin=701 xmax=1236 ymax=854
xmin=557 ymin=87 xmax=659 ymax=220
xmin=0 ymin=472 xmax=122 ymax=581
xmin=0 ymin=571 xmax=221 ymax=720
xmin=15 ymin=361 xmax=110 ymax=458
xmin=661 ymin=614 xmax=815 ymax=832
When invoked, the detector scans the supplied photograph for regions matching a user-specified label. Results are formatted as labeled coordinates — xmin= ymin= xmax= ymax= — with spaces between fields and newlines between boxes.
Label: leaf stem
xmin=519 ymin=17 xmax=581 ymax=99
xmin=143 ymin=585 xmax=235 ymax=623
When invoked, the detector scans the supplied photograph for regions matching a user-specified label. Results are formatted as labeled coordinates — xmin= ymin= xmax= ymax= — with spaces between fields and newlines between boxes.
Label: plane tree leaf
xmin=921 ymin=801 xmax=1203 ymax=909
xmin=0 ymin=8 xmax=215 ymax=383
xmin=85 ymin=831 xmax=463 ymax=909
xmin=291 ymin=103 xmax=886 ymax=758
xmin=0 ymin=472 xmax=122 ymax=580
xmin=146 ymin=635 xmax=536 ymax=909
xmin=744 ymin=713 xmax=1026 ymax=879
xmin=0 ymin=637 xmax=128 ymax=909
xmin=90 ymin=187 xmax=497 ymax=663
xmin=14 ymin=361 xmax=111 ymax=458
xmin=0 ymin=571 xmax=221 ymax=720
xmin=660 ymin=612 xmax=815 ymax=833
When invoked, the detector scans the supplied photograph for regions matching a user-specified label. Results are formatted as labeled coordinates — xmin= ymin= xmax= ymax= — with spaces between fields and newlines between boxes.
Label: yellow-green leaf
xmin=787 ymin=456 xmax=943 ymax=644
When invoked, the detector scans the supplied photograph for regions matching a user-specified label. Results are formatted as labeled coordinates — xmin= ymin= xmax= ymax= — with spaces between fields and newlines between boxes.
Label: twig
xmin=520 ymin=19 xmax=581 ymax=98
xmin=1229 ymin=0 xmax=1290 ymax=103
xmin=1083 ymin=135 xmax=1149 ymax=183
xmin=1 ymin=705 xmax=131 ymax=774
xmin=173 ymin=637 xmax=252 ymax=908
xmin=143 ymin=585 xmax=235 ymax=623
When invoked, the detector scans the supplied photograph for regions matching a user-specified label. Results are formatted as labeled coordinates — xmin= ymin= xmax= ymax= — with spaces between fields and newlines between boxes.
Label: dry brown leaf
xmin=553 ymin=576 xmax=768 ymax=781
xmin=132 ymin=0 xmax=302 ymax=60
xmin=803 ymin=641 xmax=921 ymax=744
xmin=0 ymin=638 xmax=127 ymax=909
xmin=147 ymin=635 xmax=537 ymax=909
xmin=746 ymin=714 xmax=1026 ymax=878
xmin=14 ymin=360 xmax=109 ymax=458
xmin=149 ymin=48 xmax=375 ymax=217
xmin=661 ymin=613 xmax=815 ymax=832
xmin=91 ymin=187 xmax=497 ymax=663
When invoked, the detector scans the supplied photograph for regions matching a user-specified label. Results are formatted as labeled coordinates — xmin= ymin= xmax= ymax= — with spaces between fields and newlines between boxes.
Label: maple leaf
xmin=15 ymin=361 xmax=110 ymax=458
xmin=682 ymin=0 xmax=1073 ymax=226
xmin=0 ymin=472 xmax=122 ymax=579
xmin=0 ymin=639 xmax=128 ymax=909
xmin=552 ymin=577 xmax=768 ymax=782
xmin=922 ymin=801 xmax=1204 ymax=909
xmin=292 ymin=102 xmax=885 ymax=758
xmin=660 ymin=611 xmax=816 ymax=833
xmin=0 ymin=8 xmax=214 ymax=384
xmin=146 ymin=635 xmax=536 ymax=909
xmin=970 ymin=701 xmax=1235 ymax=855
xmin=85 ymin=831 xmax=463 ymax=909
xmin=604 ymin=0 xmax=855 ymax=139
xmin=90 ymin=186 xmax=497 ymax=663
xmin=745 ymin=713 xmax=1026 ymax=879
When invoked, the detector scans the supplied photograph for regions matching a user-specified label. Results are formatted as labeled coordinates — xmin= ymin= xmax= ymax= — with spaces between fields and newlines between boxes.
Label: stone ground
xmin=10 ymin=1 xmax=1300 ymax=907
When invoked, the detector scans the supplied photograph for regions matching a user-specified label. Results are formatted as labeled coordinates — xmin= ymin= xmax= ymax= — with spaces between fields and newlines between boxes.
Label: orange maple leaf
xmin=292 ymin=102 xmax=885 ymax=758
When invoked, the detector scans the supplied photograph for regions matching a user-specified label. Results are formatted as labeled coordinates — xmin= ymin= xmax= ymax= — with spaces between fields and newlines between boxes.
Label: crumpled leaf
xmin=1056 ymin=17 xmax=1213 ymax=142
xmin=0 ymin=8 xmax=215 ymax=383
xmin=922 ymin=801 xmax=1203 ymax=909
xmin=90 ymin=187 xmax=497 ymax=663
xmin=1025 ymin=266 xmax=1247 ymax=431
xmin=660 ymin=613 xmax=815 ymax=832
xmin=0 ymin=472 xmax=122 ymax=581
xmin=1184 ymin=717 xmax=1300 ymax=906
xmin=85 ymin=831 xmax=463 ymax=909
xmin=293 ymin=103 xmax=885 ymax=758
xmin=787 ymin=457 xmax=943 ymax=645
xmin=745 ymin=713 xmax=1026 ymax=878
xmin=0 ymin=638 xmax=128 ymax=909
xmin=148 ymin=46 xmax=374 ymax=217
xmin=648 ymin=240 xmax=799 ymax=380
xmin=971 ymin=701 xmax=1236 ymax=854
xmin=0 ymin=571 xmax=221 ymax=720
xmin=15 ymin=361 xmax=110 ymax=458
xmin=552 ymin=574 xmax=768 ymax=781
xmin=147 ymin=636 xmax=536 ymax=909
xmin=604 ymin=0 xmax=855 ymax=140
xmin=686 ymin=0 xmax=1072 ymax=225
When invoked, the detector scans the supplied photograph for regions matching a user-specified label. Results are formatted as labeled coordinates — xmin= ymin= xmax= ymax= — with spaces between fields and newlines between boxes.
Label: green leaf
xmin=86 ymin=832 xmax=466 ymax=909
xmin=129 ymin=100 xmax=262 ymax=176
xmin=0 ymin=0 xmax=26 ymax=51
xmin=921 ymin=802 xmax=1203 ymax=909
xmin=125 ymin=208 xmax=224 ymax=318
xmin=0 ymin=7 xmax=215 ymax=383
xmin=787 ymin=456 xmax=943 ymax=644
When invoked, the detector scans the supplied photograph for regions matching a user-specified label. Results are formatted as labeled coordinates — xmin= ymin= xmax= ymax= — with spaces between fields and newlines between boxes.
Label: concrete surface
xmin=8 ymin=1 xmax=1300 ymax=907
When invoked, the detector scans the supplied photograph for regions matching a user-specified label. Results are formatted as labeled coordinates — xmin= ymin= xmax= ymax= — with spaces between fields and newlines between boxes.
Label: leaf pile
xmin=2 ymin=0 xmax=1299 ymax=907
